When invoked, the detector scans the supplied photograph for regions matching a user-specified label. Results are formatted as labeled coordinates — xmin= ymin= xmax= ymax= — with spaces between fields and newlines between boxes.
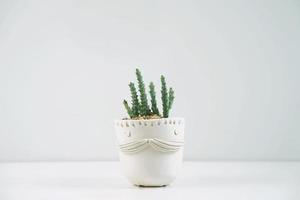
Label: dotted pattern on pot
xmin=115 ymin=119 xmax=183 ymax=128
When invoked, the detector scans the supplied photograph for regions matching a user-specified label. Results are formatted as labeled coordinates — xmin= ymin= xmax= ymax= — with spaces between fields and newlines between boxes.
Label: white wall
xmin=0 ymin=0 xmax=299 ymax=162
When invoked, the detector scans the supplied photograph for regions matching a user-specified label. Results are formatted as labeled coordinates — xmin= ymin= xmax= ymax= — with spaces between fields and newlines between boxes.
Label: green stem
xmin=136 ymin=69 xmax=150 ymax=116
xmin=149 ymin=82 xmax=160 ymax=116
xmin=129 ymin=82 xmax=139 ymax=117
xmin=123 ymin=100 xmax=133 ymax=118
xmin=168 ymin=87 xmax=175 ymax=115
xmin=161 ymin=75 xmax=169 ymax=118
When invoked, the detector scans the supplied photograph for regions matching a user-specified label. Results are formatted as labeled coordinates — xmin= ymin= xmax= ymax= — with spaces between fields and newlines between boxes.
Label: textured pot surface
xmin=115 ymin=117 xmax=184 ymax=186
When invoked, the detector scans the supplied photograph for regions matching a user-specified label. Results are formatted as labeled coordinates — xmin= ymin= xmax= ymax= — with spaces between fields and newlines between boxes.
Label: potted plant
xmin=115 ymin=69 xmax=184 ymax=187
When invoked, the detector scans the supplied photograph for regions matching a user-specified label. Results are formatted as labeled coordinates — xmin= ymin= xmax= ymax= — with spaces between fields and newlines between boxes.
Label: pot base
xmin=135 ymin=184 xmax=168 ymax=187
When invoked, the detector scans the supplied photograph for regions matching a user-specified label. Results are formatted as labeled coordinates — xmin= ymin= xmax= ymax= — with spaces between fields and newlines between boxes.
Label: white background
xmin=0 ymin=0 xmax=299 ymax=162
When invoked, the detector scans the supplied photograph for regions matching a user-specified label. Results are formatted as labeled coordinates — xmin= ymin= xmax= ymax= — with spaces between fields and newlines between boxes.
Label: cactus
xmin=123 ymin=100 xmax=133 ymax=118
xmin=168 ymin=87 xmax=175 ymax=112
xmin=161 ymin=75 xmax=169 ymax=118
xmin=149 ymin=82 xmax=160 ymax=116
xmin=129 ymin=82 xmax=139 ymax=117
xmin=123 ymin=69 xmax=175 ymax=119
xmin=136 ymin=69 xmax=151 ymax=116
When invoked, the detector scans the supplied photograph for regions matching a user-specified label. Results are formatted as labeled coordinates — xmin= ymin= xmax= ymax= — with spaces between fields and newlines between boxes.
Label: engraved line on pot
xmin=120 ymin=144 xmax=149 ymax=154
xmin=153 ymin=138 xmax=184 ymax=146
xmin=120 ymin=141 xmax=148 ymax=151
xmin=119 ymin=138 xmax=184 ymax=154
xmin=119 ymin=139 xmax=147 ymax=148
xmin=119 ymin=140 xmax=149 ymax=154
xmin=149 ymin=142 xmax=180 ymax=152
xmin=151 ymin=140 xmax=182 ymax=150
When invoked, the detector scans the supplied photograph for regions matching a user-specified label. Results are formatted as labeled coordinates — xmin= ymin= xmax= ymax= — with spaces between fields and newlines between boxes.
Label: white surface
xmin=0 ymin=0 xmax=300 ymax=161
xmin=0 ymin=161 xmax=299 ymax=200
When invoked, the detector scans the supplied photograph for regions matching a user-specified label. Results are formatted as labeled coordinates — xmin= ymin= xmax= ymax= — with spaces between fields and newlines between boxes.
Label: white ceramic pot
xmin=115 ymin=117 xmax=184 ymax=186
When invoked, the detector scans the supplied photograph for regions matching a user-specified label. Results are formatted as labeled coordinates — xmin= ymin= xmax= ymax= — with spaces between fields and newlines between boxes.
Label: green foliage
xmin=149 ymin=82 xmax=160 ymax=116
xmin=123 ymin=100 xmax=133 ymax=118
xmin=129 ymin=82 xmax=139 ymax=116
xmin=161 ymin=75 xmax=169 ymax=118
xmin=168 ymin=87 xmax=175 ymax=112
xmin=136 ymin=69 xmax=151 ymax=116
xmin=123 ymin=69 xmax=175 ymax=119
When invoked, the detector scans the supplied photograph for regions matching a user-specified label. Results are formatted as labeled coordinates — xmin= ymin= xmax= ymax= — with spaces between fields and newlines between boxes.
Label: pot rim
xmin=114 ymin=117 xmax=184 ymax=123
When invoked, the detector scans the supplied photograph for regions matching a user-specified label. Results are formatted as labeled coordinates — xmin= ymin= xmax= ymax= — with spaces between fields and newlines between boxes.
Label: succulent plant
xmin=128 ymin=82 xmax=139 ymax=117
xmin=149 ymin=82 xmax=160 ymax=116
xmin=123 ymin=69 xmax=175 ymax=119
xmin=136 ymin=69 xmax=151 ymax=116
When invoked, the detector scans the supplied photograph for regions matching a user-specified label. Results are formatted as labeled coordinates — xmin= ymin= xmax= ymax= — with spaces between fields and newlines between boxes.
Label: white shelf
xmin=0 ymin=161 xmax=299 ymax=200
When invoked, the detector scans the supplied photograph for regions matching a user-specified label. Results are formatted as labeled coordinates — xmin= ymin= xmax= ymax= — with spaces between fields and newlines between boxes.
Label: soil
xmin=122 ymin=114 xmax=162 ymax=120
